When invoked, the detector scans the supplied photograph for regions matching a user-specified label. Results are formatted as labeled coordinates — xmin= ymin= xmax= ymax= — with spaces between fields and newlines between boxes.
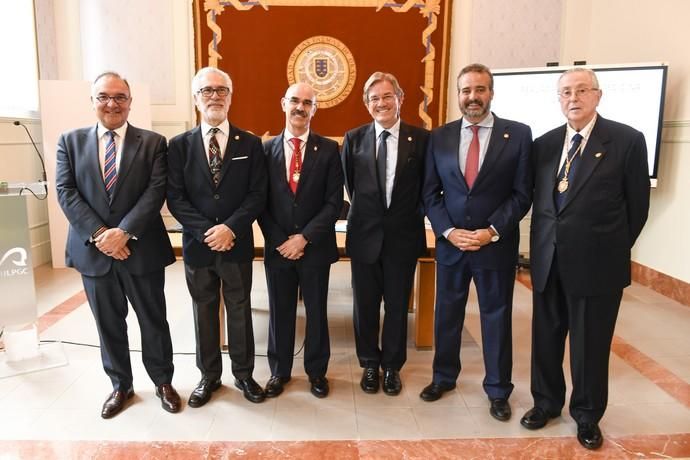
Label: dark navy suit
xmin=423 ymin=114 xmax=532 ymax=399
xmin=258 ymin=132 xmax=343 ymax=379
xmin=56 ymin=123 xmax=176 ymax=391
xmin=166 ymin=124 xmax=266 ymax=381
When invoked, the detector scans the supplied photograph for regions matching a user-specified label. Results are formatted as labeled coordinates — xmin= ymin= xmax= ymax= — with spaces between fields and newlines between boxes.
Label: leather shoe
xmin=234 ymin=377 xmax=266 ymax=403
xmin=188 ymin=377 xmax=221 ymax=408
xmin=310 ymin=376 xmax=329 ymax=398
xmin=489 ymin=398 xmax=511 ymax=421
xmin=382 ymin=369 xmax=402 ymax=396
xmin=360 ymin=367 xmax=379 ymax=394
xmin=155 ymin=383 xmax=181 ymax=413
xmin=577 ymin=422 xmax=603 ymax=450
xmin=101 ymin=388 xmax=134 ymax=419
xmin=264 ymin=376 xmax=291 ymax=398
xmin=419 ymin=381 xmax=456 ymax=402
xmin=520 ymin=407 xmax=554 ymax=430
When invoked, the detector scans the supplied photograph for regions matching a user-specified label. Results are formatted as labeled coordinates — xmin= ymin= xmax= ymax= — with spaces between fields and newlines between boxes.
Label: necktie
xmin=208 ymin=127 xmax=222 ymax=186
xmin=377 ymin=130 xmax=390 ymax=207
xmin=103 ymin=131 xmax=117 ymax=196
xmin=288 ymin=137 xmax=302 ymax=194
xmin=465 ymin=125 xmax=480 ymax=188
xmin=554 ymin=132 xmax=584 ymax=211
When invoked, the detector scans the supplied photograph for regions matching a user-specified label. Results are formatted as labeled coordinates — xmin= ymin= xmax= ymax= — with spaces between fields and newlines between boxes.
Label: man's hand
xmin=277 ymin=234 xmax=307 ymax=260
xmin=447 ymin=228 xmax=482 ymax=252
xmin=95 ymin=227 xmax=131 ymax=260
xmin=204 ymin=224 xmax=235 ymax=252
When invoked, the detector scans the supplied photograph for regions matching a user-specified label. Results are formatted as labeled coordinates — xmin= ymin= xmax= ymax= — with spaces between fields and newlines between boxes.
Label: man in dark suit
xmin=421 ymin=64 xmax=532 ymax=422
xmin=342 ymin=72 xmax=429 ymax=395
xmin=520 ymin=68 xmax=650 ymax=450
xmin=56 ymin=71 xmax=180 ymax=418
xmin=259 ymin=82 xmax=343 ymax=399
xmin=167 ymin=67 xmax=267 ymax=406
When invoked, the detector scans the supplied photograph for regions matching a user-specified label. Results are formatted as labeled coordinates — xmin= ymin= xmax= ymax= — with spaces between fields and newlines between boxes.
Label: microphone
xmin=14 ymin=120 xmax=47 ymax=183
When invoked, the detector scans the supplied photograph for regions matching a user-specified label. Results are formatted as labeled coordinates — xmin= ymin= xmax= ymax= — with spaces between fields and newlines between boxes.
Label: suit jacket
xmin=423 ymin=114 xmax=532 ymax=269
xmin=166 ymin=123 xmax=267 ymax=267
xmin=55 ymin=123 xmax=175 ymax=277
xmin=258 ymin=131 xmax=343 ymax=267
xmin=342 ymin=121 xmax=430 ymax=264
xmin=530 ymin=115 xmax=650 ymax=296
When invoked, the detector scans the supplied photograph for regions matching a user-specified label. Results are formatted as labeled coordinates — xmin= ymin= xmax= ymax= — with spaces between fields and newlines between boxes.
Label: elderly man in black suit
xmin=259 ymin=82 xmax=343 ymax=399
xmin=521 ymin=68 xmax=650 ymax=450
xmin=167 ymin=67 xmax=267 ymax=406
xmin=342 ymin=72 xmax=429 ymax=395
xmin=56 ymin=71 xmax=180 ymax=418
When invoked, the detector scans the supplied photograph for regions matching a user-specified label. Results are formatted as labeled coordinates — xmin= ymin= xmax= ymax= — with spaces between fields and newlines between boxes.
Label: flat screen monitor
xmin=491 ymin=64 xmax=667 ymax=186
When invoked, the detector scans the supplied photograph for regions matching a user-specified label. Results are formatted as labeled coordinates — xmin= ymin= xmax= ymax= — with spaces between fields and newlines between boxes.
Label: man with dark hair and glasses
xmin=56 ymin=71 xmax=180 ymax=419
xmin=258 ymin=82 xmax=343 ymax=399
xmin=521 ymin=67 xmax=650 ymax=450
xmin=342 ymin=72 xmax=429 ymax=396
xmin=167 ymin=66 xmax=267 ymax=407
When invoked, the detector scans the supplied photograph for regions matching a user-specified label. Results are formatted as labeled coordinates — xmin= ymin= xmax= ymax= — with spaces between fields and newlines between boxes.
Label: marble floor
xmin=1 ymin=261 xmax=689 ymax=459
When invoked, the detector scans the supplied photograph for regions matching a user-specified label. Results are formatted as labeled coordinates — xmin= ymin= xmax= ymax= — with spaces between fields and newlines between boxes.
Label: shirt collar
xmin=461 ymin=112 xmax=494 ymax=130
xmin=374 ymin=118 xmax=401 ymax=139
xmin=98 ymin=122 xmax=128 ymax=140
xmin=201 ymin=119 xmax=230 ymax=137
xmin=567 ymin=113 xmax=597 ymax=143
xmin=284 ymin=129 xmax=310 ymax=144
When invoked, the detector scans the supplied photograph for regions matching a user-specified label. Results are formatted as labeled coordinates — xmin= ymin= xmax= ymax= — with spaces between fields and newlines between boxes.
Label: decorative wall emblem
xmin=287 ymin=36 xmax=356 ymax=109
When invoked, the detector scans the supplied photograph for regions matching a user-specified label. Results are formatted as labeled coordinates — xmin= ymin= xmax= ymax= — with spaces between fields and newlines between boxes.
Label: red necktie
xmin=288 ymin=137 xmax=302 ymax=194
xmin=465 ymin=125 xmax=480 ymax=188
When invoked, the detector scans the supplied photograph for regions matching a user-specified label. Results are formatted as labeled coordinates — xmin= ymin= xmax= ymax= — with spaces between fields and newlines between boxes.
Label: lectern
xmin=0 ymin=183 xmax=67 ymax=378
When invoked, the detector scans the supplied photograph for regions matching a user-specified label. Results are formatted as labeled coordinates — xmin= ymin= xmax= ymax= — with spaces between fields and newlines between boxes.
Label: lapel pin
xmin=595 ymin=152 xmax=603 ymax=158
xmin=234 ymin=135 xmax=240 ymax=140
xmin=314 ymin=146 xmax=318 ymax=151
xmin=503 ymin=133 xmax=509 ymax=139
xmin=408 ymin=136 xmax=413 ymax=142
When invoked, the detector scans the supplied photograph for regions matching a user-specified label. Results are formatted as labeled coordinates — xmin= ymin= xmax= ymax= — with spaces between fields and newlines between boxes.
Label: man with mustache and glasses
xmin=167 ymin=67 xmax=267 ymax=407
xmin=342 ymin=72 xmax=429 ymax=396
xmin=258 ymin=82 xmax=343 ymax=399
xmin=521 ymin=68 xmax=649 ymax=450
xmin=421 ymin=64 xmax=532 ymax=423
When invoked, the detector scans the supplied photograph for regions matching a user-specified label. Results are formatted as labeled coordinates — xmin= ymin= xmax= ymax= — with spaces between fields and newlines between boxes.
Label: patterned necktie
xmin=377 ymin=130 xmax=390 ymax=207
xmin=288 ymin=137 xmax=302 ymax=194
xmin=465 ymin=125 xmax=480 ymax=188
xmin=208 ymin=127 xmax=222 ymax=186
xmin=103 ymin=131 xmax=117 ymax=196
xmin=554 ymin=132 xmax=584 ymax=211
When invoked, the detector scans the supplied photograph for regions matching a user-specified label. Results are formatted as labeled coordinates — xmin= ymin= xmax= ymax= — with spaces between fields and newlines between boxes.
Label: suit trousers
xmin=185 ymin=257 xmax=255 ymax=380
xmin=351 ymin=255 xmax=417 ymax=371
xmin=82 ymin=264 xmax=174 ymax=391
xmin=264 ymin=262 xmax=331 ymax=378
xmin=530 ymin=252 xmax=622 ymax=424
xmin=432 ymin=258 xmax=515 ymax=400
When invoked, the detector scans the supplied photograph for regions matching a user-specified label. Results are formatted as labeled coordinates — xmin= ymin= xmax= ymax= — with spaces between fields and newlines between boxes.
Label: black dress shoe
xmin=265 ymin=376 xmax=291 ymax=398
xmin=577 ymin=422 xmax=603 ymax=450
xmin=234 ymin=377 xmax=266 ymax=403
xmin=489 ymin=398 xmax=511 ymax=421
xmin=419 ymin=381 xmax=456 ymax=402
xmin=360 ymin=367 xmax=379 ymax=394
xmin=188 ymin=377 xmax=221 ymax=408
xmin=520 ymin=407 xmax=554 ymax=430
xmin=309 ymin=376 xmax=329 ymax=398
xmin=101 ymin=388 xmax=134 ymax=419
xmin=382 ymin=369 xmax=402 ymax=396
xmin=156 ymin=383 xmax=181 ymax=413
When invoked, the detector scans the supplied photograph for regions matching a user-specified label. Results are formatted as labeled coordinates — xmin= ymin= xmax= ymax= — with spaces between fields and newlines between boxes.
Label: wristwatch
xmin=488 ymin=226 xmax=500 ymax=243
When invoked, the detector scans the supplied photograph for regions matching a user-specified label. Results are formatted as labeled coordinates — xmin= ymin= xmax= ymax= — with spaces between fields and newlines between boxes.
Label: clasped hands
xmin=447 ymin=228 xmax=494 ymax=252
xmin=277 ymin=234 xmax=307 ymax=260
xmin=95 ymin=228 xmax=131 ymax=260
xmin=204 ymin=224 xmax=235 ymax=252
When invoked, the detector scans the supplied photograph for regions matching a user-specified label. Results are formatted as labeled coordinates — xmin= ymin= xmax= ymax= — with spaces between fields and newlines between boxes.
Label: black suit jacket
xmin=258 ymin=131 xmax=343 ymax=267
xmin=166 ymin=124 xmax=267 ymax=267
xmin=423 ymin=115 xmax=533 ymax=269
xmin=55 ymin=123 xmax=175 ymax=277
xmin=342 ymin=121 xmax=430 ymax=264
xmin=530 ymin=115 xmax=650 ymax=296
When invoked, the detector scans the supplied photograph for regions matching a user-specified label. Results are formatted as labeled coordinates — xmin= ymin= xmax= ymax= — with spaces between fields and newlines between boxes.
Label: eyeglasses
xmin=367 ymin=94 xmax=396 ymax=105
xmin=95 ymin=94 xmax=130 ymax=104
xmin=197 ymin=86 xmax=230 ymax=98
xmin=558 ymin=87 xmax=599 ymax=99
xmin=284 ymin=97 xmax=315 ymax=108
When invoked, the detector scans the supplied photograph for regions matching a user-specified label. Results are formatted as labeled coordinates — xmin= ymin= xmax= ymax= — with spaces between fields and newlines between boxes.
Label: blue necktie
xmin=377 ymin=130 xmax=390 ymax=207
xmin=554 ymin=133 xmax=583 ymax=211
xmin=103 ymin=131 xmax=117 ymax=197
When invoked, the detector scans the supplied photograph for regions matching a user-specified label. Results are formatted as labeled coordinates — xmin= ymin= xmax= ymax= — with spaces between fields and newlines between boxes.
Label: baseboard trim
xmin=631 ymin=261 xmax=690 ymax=307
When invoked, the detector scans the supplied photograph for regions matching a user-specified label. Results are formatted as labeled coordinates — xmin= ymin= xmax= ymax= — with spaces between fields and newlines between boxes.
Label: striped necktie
xmin=104 ymin=131 xmax=117 ymax=196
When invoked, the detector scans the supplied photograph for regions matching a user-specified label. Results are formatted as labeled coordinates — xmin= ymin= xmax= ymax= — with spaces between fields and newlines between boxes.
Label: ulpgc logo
xmin=0 ymin=247 xmax=29 ymax=277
